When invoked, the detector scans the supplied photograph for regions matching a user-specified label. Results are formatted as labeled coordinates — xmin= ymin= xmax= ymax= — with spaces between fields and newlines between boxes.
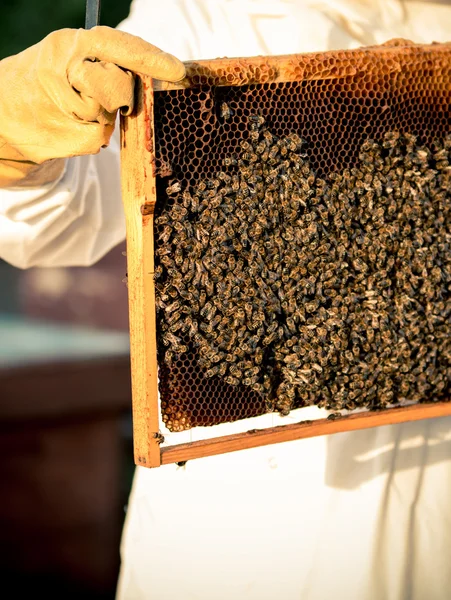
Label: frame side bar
xmin=160 ymin=401 xmax=451 ymax=465
xmin=120 ymin=76 xmax=161 ymax=468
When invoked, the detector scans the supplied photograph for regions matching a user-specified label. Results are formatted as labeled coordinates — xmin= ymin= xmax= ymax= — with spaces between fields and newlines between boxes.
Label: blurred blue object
xmin=0 ymin=314 xmax=130 ymax=369
xmin=85 ymin=0 xmax=101 ymax=29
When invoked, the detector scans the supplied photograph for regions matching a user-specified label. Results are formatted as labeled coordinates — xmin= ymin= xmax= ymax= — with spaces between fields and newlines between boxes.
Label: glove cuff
xmin=0 ymin=141 xmax=66 ymax=188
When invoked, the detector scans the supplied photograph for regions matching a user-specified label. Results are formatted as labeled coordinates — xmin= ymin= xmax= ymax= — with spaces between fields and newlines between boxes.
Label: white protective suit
xmin=1 ymin=1 xmax=451 ymax=599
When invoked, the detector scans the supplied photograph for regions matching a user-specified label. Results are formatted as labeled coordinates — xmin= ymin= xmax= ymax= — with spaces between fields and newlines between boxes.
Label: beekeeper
xmin=1 ymin=1 xmax=450 ymax=599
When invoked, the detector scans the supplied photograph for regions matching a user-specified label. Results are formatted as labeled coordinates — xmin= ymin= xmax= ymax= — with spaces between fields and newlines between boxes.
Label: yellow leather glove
xmin=0 ymin=26 xmax=185 ymax=187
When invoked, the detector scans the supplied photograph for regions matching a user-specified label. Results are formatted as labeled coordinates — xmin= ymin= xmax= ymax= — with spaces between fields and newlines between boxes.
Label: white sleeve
xmin=0 ymin=131 xmax=125 ymax=269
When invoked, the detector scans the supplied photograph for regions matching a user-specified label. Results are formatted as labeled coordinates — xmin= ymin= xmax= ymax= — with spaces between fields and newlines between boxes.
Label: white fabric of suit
xmin=1 ymin=2 xmax=451 ymax=599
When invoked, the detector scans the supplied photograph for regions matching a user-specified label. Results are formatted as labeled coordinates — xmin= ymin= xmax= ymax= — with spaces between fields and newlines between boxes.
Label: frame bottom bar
xmin=160 ymin=401 xmax=451 ymax=465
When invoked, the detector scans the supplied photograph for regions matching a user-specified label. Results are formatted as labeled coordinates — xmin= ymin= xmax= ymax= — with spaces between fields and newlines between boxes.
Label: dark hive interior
xmin=151 ymin=45 xmax=451 ymax=432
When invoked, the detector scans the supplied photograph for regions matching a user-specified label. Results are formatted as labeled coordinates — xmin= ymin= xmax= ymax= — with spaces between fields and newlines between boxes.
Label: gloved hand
xmin=0 ymin=26 xmax=185 ymax=187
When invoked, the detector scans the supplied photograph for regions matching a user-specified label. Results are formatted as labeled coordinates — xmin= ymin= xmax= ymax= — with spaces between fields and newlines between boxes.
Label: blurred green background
xmin=0 ymin=0 xmax=132 ymax=59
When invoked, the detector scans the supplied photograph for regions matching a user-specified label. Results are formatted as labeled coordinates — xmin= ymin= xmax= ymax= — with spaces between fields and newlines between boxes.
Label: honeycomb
xmin=152 ymin=41 xmax=451 ymax=432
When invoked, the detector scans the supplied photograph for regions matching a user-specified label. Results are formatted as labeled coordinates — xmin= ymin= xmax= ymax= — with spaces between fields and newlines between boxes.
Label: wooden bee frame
xmin=120 ymin=42 xmax=451 ymax=468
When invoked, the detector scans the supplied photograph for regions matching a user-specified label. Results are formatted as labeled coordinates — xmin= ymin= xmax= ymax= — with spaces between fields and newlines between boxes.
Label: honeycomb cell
xmin=152 ymin=44 xmax=451 ymax=432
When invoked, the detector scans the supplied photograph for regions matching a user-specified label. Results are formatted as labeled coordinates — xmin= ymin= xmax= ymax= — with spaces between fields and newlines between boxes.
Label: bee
xmin=153 ymin=432 xmax=165 ymax=444
xmin=262 ymin=130 xmax=275 ymax=144
xmin=155 ymin=213 xmax=170 ymax=226
xmin=248 ymin=114 xmax=265 ymax=128
xmin=154 ymin=265 xmax=163 ymax=280
xmin=164 ymin=299 xmax=181 ymax=313
xmin=217 ymin=171 xmax=231 ymax=183
xmin=263 ymin=398 xmax=274 ymax=411
xmin=165 ymin=350 xmax=174 ymax=365
xmin=160 ymin=225 xmax=173 ymax=244
xmin=262 ymin=330 xmax=279 ymax=346
xmin=240 ymin=140 xmax=253 ymax=152
xmin=181 ymin=190 xmax=192 ymax=209
xmin=189 ymin=193 xmax=200 ymax=213
xmin=286 ymin=133 xmax=303 ymax=152
xmin=205 ymin=365 xmax=220 ymax=378
xmin=223 ymin=156 xmax=238 ymax=167
xmin=327 ymin=412 xmax=342 ymax=421
xmin=226 ymin=177 xmax=237 ymax=193
xmin=250 ymin=130 xmax=260 ymax=143
xmin=217 ymin=362 xmax=228 ymax=377
xmin=162 ymin=330 xmax=181 ymax=347
xmin=200 ymin=301 xmax=215 ymax=320
xmin=229 ymin=365 xmax=243 ymax=379
xmin=254 ymin=141 xmax=267 ymax=155
xmin=242 ymin=152 xmax=258 ymax=163
xmin=269 ymin=145 xmax=281 ymax=160
xmin=196 ymin=180 xmax=207 ymax=193
xmin=166 ymin=307 xmax=182 ymax=323
xmin=242 ymin=366 xmax=258 ymax=378
xmin=254 ymin=347 xmax=264 ymax=365
xmin=166 ymin=181 xmax=182 ymax=196
xmin=220 ymin=102 xmax=233 ymax=121
xmin=283 ymin=354 xmax=301 ymax=367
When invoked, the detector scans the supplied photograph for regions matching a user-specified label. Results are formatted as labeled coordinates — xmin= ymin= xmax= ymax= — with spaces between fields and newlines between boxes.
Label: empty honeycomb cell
xmin=152 ymin=44 xmax=451 ymax=432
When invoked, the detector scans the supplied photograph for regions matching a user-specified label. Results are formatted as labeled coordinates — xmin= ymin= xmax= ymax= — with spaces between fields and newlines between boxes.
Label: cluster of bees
xmin=154 ymin=114 xmax=451 ymax=417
